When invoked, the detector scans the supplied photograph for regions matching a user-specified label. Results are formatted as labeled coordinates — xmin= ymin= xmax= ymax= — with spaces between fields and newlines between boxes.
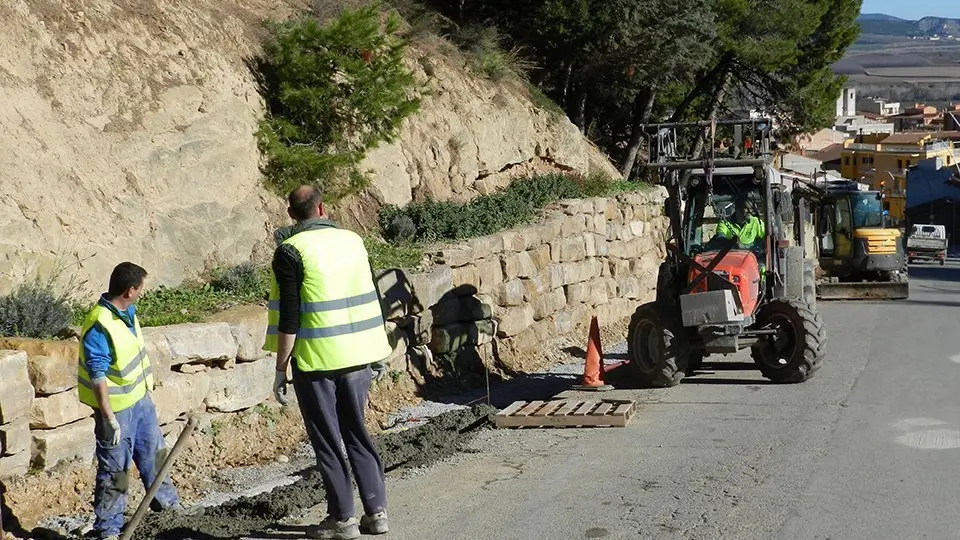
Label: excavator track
xmin=816 ymin=279 xmax=909 ymax=301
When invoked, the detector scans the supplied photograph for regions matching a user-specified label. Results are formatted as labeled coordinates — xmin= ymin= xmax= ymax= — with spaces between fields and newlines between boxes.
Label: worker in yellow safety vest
xmin=266 ymin=185 xmax=393 ymax=540
xmin=77 ymin=262 xmax=187 ymax=540
xmin=716 ymin=201 xmax=766 ymax=249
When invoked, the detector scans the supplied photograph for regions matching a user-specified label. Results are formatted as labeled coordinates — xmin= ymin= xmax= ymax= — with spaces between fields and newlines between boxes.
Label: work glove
xmin=101 ymin=414 xmax=121 ymax=446
xmin=370 ymin=360 xmax=388 ymax=385
xmin=274 ymin=369 xmax=290 ymax=405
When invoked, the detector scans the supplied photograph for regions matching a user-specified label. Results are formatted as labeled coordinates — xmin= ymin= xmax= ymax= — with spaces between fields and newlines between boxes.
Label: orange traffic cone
xmin=573 ymin=316 xmax=613 ymax=391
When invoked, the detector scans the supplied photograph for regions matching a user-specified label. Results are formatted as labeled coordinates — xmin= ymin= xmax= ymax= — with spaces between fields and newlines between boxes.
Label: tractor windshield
xmin=851 ymin=192 xmax=884 ymax=228
xmin=684 ymin=174 xmax=766 ymax=261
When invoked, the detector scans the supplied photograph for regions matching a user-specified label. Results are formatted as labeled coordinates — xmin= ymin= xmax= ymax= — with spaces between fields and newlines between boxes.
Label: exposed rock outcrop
xmin=0 ymin=1 xmax=618 ymax=295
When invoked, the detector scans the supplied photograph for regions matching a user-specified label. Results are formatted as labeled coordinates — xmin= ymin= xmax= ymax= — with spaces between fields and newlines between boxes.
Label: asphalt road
xmin=292 ymin=261 xmax=960 ymax=540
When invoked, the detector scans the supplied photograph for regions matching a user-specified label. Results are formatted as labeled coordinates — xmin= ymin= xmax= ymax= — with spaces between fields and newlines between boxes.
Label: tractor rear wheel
xmin=627 ymin=302 xmax=688 ymax=387
xmin=750 ymin=298 xmax=826 ymax=383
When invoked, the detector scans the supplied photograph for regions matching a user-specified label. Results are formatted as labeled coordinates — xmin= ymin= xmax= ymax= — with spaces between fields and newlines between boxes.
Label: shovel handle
xmin=119 ymin=415 xmax=198 ymax=540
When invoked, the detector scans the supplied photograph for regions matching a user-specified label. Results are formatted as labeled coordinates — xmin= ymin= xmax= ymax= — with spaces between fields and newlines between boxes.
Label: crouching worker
xmin=265 ymin=185 xmax=392 ymax=539
xmin=78 ymin=262 xmax=182 ymax=540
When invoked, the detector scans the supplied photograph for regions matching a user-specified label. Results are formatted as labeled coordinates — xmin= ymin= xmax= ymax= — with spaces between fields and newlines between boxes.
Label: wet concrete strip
xmin=132 ymin=405 xmax=496 ymax=539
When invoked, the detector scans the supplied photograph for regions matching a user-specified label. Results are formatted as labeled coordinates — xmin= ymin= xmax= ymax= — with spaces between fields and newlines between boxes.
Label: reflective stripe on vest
xmin=268 ymin=227 xmax=392 ymax=372
xmin=77 ymin=304 xmax=153 ymax=413
xmin=263 ymin=277 xmax=280 ymax=353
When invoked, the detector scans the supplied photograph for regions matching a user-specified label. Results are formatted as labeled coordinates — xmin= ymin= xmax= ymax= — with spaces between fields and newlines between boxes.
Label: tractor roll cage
xmin=634 ymin=117 xmax=784 ymax=299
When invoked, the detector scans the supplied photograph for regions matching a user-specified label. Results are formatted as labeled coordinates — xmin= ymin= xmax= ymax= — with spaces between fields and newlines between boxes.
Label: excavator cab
xmin=807 ymin=182 xmax=908 ymax=300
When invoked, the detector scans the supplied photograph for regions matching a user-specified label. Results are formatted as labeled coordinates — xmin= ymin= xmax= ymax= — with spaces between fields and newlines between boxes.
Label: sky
xmin=861 ymin=0 xmax=960 ymax=19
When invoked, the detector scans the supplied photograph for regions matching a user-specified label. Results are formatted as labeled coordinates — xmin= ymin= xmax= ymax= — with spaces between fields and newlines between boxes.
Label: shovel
xmin=119 ymin=415 xmax=199 ymax=540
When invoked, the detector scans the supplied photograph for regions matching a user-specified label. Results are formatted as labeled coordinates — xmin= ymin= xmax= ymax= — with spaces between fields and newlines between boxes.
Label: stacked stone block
xmin=375 ymin=264 xmax=457 ymax=380
xmin=0 ymin=350 xmax=34 ymax=477
xmin=428 ymin=286 xmax=497 ymax=374
xmin=0 ymin=338 xmax=94 ymax=473
xmin=0 ymin=304 xmax=282 ymax=477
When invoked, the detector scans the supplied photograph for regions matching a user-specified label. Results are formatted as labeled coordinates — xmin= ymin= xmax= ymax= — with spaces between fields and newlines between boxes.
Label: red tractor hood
xmin=687 ymin=250 xmax=762 ymax=317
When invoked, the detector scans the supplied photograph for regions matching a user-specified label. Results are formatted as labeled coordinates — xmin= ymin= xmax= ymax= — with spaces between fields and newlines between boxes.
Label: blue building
xmin=905 ymin=157 xmax=960 ymax=243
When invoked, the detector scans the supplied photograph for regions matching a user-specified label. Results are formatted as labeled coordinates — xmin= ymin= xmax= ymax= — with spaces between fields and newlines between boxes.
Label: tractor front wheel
xmin=627 ymin=303 xmax=689 ymax=387
xmin=750 ymin=299 xmax=826 ymax=383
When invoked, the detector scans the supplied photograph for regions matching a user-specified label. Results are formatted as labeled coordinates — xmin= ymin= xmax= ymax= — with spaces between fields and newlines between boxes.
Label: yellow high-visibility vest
xmin=263 ymin=277 xmax=280 ymax=354
xmin=264 ymin=227 xmax=391 ymax=372
xmin=77 ymin=304 xmax=153 ymax=413
xmin=717 ymin=216 xmax=765 ymax=246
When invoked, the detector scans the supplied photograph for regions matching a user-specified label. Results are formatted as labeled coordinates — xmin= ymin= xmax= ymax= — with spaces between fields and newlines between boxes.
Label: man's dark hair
xmin=288 ymin=185 xmax=323 ymax=221
xmin=108 ymin=262 xmax=148 ymax=297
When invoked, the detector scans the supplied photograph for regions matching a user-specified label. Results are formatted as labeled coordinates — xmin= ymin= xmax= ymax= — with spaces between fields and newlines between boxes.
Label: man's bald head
xmin=287 ymin=185 xmax=324 ymax=221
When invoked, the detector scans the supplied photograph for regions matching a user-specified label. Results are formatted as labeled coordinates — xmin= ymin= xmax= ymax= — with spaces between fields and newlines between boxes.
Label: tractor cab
xmin=684 ymin=173 xmax=768 ymax=319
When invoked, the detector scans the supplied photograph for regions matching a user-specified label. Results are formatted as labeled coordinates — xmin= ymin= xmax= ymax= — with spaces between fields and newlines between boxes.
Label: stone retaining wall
xmin=376 ymin=187 xmax=670 ymax=374
xmin=0 ymin=306 xmax=277 ymax=478
xmin=0 ymin=187 xmax=669 ymax=481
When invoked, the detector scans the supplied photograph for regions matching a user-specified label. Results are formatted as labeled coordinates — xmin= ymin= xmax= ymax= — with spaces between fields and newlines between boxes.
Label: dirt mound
xmin=132 ymin=405 xmax=495 ymax=539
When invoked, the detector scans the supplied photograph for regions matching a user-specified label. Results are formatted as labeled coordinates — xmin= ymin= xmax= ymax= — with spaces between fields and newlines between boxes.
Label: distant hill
xmin=858 ymin=13 xmax=909 ymax=22
xmin=857 ymin=13 xmax=960 ymax=39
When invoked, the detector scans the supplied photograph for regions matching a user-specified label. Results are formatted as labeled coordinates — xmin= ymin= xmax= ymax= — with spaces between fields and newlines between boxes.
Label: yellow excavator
xmin=789 ymin=176 xmax=908 ymax=300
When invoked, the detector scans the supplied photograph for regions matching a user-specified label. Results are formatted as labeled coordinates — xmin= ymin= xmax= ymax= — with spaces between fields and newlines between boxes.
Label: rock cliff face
xmin=0 ymin=0 xmax=618 ymax=295
xmin=357 ymin=43 xmax=619 ymax=208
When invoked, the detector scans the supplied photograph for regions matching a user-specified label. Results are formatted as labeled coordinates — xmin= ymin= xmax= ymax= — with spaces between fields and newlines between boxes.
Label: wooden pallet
xmin=493 ymin=399 xmax=636 ymax=428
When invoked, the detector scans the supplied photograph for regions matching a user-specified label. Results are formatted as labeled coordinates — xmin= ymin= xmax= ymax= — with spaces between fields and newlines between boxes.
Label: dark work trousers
xmin=291 ymin=361 xmax=387 ymax=520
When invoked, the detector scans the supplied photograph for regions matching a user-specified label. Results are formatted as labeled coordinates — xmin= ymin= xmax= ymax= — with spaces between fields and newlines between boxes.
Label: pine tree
xmin=256 ymin=2 xmax=421 ymax=199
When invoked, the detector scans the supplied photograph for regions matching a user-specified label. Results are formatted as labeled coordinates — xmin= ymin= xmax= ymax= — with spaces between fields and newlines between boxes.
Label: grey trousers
xmin=291 ymin=361 xmax=387 ymax=520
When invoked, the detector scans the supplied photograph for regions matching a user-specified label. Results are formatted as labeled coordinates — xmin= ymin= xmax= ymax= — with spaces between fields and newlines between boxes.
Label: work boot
xmin=82 ymin=530 xmax=118 ymax=540
xmin=360 ymin=510 xmax=389 ymax=534
xmin=306 ymin=516 xmax=360 ymax=540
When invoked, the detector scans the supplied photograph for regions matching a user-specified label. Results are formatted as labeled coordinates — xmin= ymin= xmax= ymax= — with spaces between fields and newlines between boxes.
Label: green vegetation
xmin=365 ymin=237 xmax=425 ymax=269
xmin=134 ymin=285 xmax=252 ymax=327
xmin=135 ymin=263 xmax=270 ymax=326
xmin=449 ymin=25 xmax=536 ymax=82
xmin=210 ymin=262 xmax=270 ymax=301
xmin=63 ymin=246 xmax=423 ymax=330
xmin=390 ymin=0 xmax=863 ymax=178
xmin=254 ymin=403 xmax=282 ymax=427
xmin=0 ymin=277 xmax=76 ymax=339
xmin=64 ymin=263 xmax=273 ymax=329
xmin=0 ymin=262 xmax=87 ymax=339
xmin=130 ymin=241 xmax=425 ymax=326
xmin=255 ymin=2 xmax=421 ymax=202
xmin=379 ymin=172 xmax=647 ymax=243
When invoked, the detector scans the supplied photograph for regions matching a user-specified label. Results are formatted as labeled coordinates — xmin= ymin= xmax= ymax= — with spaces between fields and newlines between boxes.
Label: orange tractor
xmin=627 ymin=119 xmax=826 ymax=387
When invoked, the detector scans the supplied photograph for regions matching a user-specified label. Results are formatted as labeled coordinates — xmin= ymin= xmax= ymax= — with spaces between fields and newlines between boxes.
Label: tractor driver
xmin=714 ymin=198 xmax=766 ymax=251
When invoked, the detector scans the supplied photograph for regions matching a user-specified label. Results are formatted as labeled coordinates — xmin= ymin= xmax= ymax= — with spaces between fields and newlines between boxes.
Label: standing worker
xmin=266 ymin=185 xmax=392 ymax=540
xmin=77 ymin=262 xmax=182 ymax=540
